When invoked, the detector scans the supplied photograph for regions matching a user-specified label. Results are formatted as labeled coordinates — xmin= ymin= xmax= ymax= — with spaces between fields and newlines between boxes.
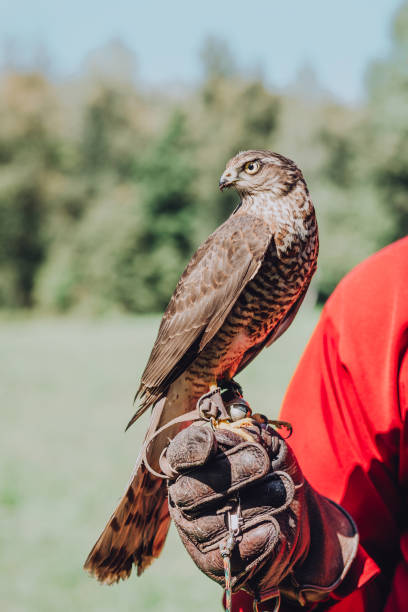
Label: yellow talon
xmin=212 ymin=417 xmax=257 ymax=442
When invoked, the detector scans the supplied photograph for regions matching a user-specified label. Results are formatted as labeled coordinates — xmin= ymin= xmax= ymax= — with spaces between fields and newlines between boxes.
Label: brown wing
xmin=134 ymin=213 xmax=273 ymax=415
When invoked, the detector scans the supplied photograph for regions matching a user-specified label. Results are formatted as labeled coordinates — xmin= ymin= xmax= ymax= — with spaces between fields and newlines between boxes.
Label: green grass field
xmin=0 ymin=308 xmax=319 ymax=612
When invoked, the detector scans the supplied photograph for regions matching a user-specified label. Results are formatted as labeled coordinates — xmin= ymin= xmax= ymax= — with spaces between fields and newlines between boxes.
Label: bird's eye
xmin=244 ymin=160 xmax=260 ymax=175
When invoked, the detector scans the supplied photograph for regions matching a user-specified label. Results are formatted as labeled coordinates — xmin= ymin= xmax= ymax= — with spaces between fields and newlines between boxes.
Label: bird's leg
xmin=252 ymin=413 xmax=293 ymax=438
xmin=197 ymin=383 xmax=260 ymax=441
xmin=207 ymin=380 xmax=255 ymax=441
xmin=219 ymin=380 xmax=294 ymax=440
xmin=219 ymin=376 xmax=243 ymax=398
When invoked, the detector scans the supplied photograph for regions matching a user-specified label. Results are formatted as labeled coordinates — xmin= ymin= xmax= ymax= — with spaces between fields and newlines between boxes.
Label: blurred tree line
xmin=0 ymin=3 xmax=407 ymax=313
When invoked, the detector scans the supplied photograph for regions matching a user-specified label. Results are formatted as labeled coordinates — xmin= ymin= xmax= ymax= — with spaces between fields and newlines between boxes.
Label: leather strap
xmin=142 ymin=387 xmax=229 ymax=479
xmin=142 ymin=407 xmax=202 ymax=478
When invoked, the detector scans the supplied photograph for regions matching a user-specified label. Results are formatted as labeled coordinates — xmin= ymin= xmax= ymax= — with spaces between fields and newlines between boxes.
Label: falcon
xmin=84 ymin=150 xmax=319 ymax=584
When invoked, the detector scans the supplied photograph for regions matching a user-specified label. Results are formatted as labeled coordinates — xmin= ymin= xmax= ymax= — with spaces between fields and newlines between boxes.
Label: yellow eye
xmin=244 ymin=160 xmax=260 ymax=175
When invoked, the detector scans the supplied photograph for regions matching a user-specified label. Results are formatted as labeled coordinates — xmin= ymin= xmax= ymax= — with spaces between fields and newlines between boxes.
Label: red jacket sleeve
xmin=279 ymin=237 xmax=408 ymax=611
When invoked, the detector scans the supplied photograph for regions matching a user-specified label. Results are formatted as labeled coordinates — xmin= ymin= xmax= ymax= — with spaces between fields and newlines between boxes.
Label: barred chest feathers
xmin=208 ymin=196 xmax=317 ymax=379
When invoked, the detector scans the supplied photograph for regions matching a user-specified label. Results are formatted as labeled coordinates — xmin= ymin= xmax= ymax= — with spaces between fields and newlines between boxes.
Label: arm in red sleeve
xmin=230 ymin=238 xmax=408 ymax=611
xmin=278 ymin=238 xmax=408 ymax=611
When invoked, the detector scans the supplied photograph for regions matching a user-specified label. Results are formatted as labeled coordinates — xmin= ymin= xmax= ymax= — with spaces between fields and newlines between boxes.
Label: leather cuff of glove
xmin=280 ymin=490 xmax=359 ymax=607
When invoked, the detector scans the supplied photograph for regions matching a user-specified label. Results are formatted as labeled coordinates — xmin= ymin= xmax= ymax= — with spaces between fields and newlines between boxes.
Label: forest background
xmin=2 ymin=3 xmax=408 ymax=314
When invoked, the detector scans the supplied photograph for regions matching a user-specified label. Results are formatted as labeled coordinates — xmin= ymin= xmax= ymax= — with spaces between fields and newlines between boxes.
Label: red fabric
xmin=231 ymin=237 xmax=408 ymax=611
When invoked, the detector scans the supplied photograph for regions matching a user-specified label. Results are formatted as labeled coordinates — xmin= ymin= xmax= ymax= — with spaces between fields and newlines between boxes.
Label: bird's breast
xmin=207 ymin=231 xmax=317 ymax=378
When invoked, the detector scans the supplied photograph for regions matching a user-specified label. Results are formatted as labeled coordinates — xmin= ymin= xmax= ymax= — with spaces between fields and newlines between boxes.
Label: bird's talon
xmin=268 ymin=419 xmax=293 ymax=438
xmin=219 ymin=378 xmax=243 ymax=397
xmin=212 ymin=417 xmax=258 ymax=441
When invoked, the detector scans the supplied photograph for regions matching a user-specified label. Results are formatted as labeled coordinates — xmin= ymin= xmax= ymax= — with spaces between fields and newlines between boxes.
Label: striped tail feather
xmin=84 ymin=461 xmax=170 ymax=583
xmin=85 ymin=383 xmax=195 ymax=583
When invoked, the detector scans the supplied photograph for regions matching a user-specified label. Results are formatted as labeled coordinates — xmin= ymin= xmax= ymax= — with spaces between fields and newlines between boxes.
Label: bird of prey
xmin=84 ymin=150 xmax=319 ymax=584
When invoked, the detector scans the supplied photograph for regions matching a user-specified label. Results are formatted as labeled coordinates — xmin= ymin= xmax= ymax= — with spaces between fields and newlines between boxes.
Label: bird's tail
xmin=84 ymin=461 xmax=170 ymax=583
xmin=84 ymin=383 xmax=196 ymax=583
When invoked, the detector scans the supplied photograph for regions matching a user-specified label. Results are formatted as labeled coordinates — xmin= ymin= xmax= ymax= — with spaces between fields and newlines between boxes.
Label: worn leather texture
xmin=166 ymin=421 xmax=358 ymax=605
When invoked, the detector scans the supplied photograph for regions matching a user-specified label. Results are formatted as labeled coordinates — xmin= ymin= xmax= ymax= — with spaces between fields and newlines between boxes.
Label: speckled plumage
xmin=84 ymin=150 xmax=318 ymax=584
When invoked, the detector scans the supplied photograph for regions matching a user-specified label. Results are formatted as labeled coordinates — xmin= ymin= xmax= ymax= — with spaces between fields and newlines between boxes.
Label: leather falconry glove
xmin=163 ymin=419 xmax=359 ymax=610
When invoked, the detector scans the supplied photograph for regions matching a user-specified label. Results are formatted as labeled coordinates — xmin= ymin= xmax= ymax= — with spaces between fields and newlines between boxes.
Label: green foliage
xmin=365 ymin=2 xmax=408 ymax=241
xmin=119 ymin=111 xmax=198 ymax=311
xmin=1 ymin=8 xmax=408 ymax=313
xmin=0 ymin=73 xmax=57 ymax=307
xmin=138 ymin=111 xmax=196 ymax=255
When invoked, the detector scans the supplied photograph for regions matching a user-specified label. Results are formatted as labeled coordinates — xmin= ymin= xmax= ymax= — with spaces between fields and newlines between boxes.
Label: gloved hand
xmin=164 ymin=419 xmax=358 ymax=609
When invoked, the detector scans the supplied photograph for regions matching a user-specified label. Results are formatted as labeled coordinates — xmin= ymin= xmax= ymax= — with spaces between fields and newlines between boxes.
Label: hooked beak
xmin=219 ymin=171 xmax=238 ymax=191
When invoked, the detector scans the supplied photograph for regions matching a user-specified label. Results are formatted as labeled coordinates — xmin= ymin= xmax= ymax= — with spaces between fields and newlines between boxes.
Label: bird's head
xmin=219 ymin=150 xmax=302 ymax=198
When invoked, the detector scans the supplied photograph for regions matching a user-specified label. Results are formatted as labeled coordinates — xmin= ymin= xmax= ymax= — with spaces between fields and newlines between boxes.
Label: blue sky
xmin=0 ymin=0 xmax=402 ymax=102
